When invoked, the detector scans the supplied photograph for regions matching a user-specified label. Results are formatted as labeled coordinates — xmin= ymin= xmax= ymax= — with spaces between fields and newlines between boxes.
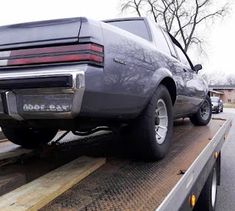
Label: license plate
xmin=18 ymin=94 xmax=73 ymax=113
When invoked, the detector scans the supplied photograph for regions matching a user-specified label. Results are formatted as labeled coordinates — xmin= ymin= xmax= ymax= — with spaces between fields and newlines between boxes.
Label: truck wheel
xmin=194 ymin=165 xmax=218 ymax=211
xmin=190 ymin=95 xmax=212 ymax=126
xmin=1 ymin=126 xmax=58 ymax=149
xmin=130 ymin=85 xmax=173 ymax=161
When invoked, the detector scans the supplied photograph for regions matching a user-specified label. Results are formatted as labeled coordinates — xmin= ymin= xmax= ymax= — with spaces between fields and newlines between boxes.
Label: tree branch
xmin=196 ymin=8 xmax=227 ymax=24
xmin=120 ymin=0 xmax=229 ymax=52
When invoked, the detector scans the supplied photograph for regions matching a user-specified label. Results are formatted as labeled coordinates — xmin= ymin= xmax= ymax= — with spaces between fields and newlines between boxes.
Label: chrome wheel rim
xmin=211 ymin=167 xmax=217 ymax=208
xmin=200 ymin=100 xmax=210 ymax=121
xmin=155 ymin=99 xmax=168 ymax=145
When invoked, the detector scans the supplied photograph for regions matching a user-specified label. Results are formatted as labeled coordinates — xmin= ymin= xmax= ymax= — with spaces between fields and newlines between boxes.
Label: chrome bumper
xmin=0 ymin=65 xmax=86 ymax=120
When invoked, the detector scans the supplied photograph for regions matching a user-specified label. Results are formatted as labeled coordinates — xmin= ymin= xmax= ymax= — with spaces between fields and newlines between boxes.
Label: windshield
xmin=211 ymin=97 xmax=219 ymax=102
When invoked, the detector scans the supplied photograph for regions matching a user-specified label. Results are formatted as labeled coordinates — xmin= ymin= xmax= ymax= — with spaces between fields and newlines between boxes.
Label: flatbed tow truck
xmin=0 ymin=117 xmax=232 ymax=211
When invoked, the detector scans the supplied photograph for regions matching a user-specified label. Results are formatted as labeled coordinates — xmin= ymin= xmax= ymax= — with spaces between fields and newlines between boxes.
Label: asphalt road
xmin=215 ymin=108 xmax=235 ymax=211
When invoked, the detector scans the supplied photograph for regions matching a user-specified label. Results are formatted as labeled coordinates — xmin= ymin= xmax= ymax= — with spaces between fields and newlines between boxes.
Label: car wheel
xmin=194 ymin=165 xmax=218 ymax=211
xmin=190 ymin=95 xmax=212 ymax=126
xmin=1 ymin=126 xmax=58 ymax=149
xmin=129 ymin=85 xmax=173 ymax=161
xmin=221 ymin=107 xmax=223 ymax=113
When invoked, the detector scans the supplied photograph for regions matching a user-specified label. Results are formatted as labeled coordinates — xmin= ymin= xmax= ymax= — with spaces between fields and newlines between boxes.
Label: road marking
xmin=0 ymin=156 xmax=106 ymax=211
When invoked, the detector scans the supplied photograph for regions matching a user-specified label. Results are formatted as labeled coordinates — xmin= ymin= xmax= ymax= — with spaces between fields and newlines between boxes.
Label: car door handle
xmin=183 ymin=68 xmax=187 ymax=72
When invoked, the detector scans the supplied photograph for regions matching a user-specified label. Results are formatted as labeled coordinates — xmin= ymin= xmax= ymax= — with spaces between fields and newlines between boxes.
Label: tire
xmin=129 ymin=85 xmax=173 ymax=161
xmin=216 ymin=108 xmax=219 ymax=114
xmin=194 ymin=165 xmax=218 ymax=211
xmin=190 ymin=95 xmax=212 ymax=126
xmin=1 ymin=126 xmax=58 ymax=149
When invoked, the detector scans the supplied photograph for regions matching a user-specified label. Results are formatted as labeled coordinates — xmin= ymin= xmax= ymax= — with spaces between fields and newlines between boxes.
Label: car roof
xmin=103 ymin=17 xmax=146 ymax=23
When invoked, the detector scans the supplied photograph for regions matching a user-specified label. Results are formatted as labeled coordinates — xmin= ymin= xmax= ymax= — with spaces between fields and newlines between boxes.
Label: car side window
xmin=174 ymin=44 xmax=191 ymax=68
xmin=152 ymin=25 xmax=171 ymax=57
xmin=161 ymin=29 xmax=178 ymax=58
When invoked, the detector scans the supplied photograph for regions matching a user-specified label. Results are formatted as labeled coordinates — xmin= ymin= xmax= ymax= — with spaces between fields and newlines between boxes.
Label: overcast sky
xmin=203 ymin=2 xmax=235 ymax=76
xmin=0 ymin=0 xmax=234 ymax=76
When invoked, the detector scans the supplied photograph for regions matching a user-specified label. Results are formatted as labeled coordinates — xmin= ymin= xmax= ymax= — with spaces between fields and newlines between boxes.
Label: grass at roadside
xmin=224 ymin=103 xmax=235 ymax=108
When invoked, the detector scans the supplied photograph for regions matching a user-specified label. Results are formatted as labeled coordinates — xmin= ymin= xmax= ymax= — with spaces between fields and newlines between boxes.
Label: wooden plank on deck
xmin=0 ymin=138 xmax=8 ymax=143
xmin=0 ymin=156 xmax=106 ymax=211
xmin=0 ymin=147 xmax=32 ymax=161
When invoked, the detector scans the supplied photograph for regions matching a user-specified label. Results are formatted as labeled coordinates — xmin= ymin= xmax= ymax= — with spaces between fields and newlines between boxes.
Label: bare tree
xmin=226 ymin=74 xmax=235 ymax=85
xmin=121 ymin=0 xmax=143 ymax=17
xmin=202 ymin=70 xmax=229 ymax=86
xmin=121 ymin=0 xmax=229 ymax=52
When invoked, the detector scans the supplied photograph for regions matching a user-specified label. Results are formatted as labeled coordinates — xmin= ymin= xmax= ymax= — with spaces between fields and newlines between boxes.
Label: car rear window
xmin=106 ymin=20 xmax=151 ymax=41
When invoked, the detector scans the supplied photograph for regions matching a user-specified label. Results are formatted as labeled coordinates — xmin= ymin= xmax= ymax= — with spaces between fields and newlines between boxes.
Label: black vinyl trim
xmin=1 ymin=93 xmax=9 ymax=114
xmin=0 ymin=76 xmax=72 ymax=90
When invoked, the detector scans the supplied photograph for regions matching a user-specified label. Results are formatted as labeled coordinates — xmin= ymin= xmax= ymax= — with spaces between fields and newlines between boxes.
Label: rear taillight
xmin=0 ymin=43 xmax=104 ymax=67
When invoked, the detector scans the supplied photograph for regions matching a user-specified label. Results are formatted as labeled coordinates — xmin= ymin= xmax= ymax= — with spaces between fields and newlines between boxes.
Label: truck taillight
xmin=0 ymin=43 xmax=104 ymax=67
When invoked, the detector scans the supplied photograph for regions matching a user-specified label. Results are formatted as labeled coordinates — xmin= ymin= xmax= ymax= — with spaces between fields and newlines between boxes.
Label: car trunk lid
xmin=0 ymin=17 xmax=83 ymax=50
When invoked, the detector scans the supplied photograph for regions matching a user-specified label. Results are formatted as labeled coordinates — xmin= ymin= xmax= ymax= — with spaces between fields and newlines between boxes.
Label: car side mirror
xmin=194 ymin=64 xmax=202 ymax=73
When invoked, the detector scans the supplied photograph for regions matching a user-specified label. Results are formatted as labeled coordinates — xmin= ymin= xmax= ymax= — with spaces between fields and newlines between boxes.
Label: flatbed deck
xmin=39 ymin=118 xmax=230 ymax=211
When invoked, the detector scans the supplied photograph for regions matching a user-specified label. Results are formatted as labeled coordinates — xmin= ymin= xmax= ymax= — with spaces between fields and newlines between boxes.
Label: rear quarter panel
xmin=81 ymin=19 xmax=206 ymax=120
xmin=81 ymin=21 xmax=175 ymax=119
